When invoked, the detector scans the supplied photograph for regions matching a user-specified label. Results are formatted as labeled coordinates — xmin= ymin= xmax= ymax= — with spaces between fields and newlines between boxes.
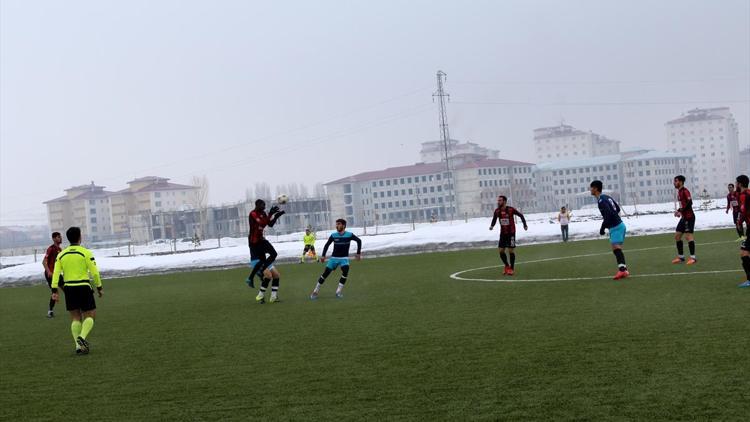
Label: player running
xmin=310 ymin=219 xmax=362 ymax=300
xmin=247 ymin=247 xmax=282 ymax=304
xmin=50 ymin=227 xmax=103 ymax=355
xmin=489 ymin=195 xmax=528 ymax=275
xmin=300 ymin=228 xmax=317 ymax=263
xmin=590 ymin=180 xmax=629 ymax=280
xmin=672 ymin=175 xmax=697 ymax=264
xmin=42 ymin=231 xmax=63 ymax=318
xmin=727 ymin=183 xmax=745 ymax=239
xmin=246 ymin=199 xmax=284 ymax=290
xmin=736 ymin=175 xmax=750 ymax=288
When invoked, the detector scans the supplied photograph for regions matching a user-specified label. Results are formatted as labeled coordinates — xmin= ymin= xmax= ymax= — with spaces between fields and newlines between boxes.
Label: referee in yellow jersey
xmin=51 ymin=227 xmax=103 ymax=355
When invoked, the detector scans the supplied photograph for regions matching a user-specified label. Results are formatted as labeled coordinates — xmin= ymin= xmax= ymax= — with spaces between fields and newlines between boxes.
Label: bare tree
xmin=299 ymin=183 xmax=310 ymax=198
xmin=314 ymin=183 xmax=326 ymax=198
xmin=191 ymin=175 xmax=210 ymax=237
xmin=255 ymin=182 xmax=271 ymax=200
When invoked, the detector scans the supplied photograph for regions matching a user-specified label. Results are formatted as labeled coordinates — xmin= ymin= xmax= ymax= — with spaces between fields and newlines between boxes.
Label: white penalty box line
xmin=450 ymin=240 xmax=743 ymax=283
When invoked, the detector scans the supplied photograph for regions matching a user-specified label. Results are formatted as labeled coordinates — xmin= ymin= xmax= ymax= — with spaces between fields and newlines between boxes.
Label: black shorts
xmin=676 ymin=217 xmax=695 ymax=233
xmin=44 ymin=273 xmax=64 ymax=289
xmin=303 ymin=245 xmax=316 ymax=253
xmin=250 ymin=239 xmax=277 ymax=261
xmin=63 ymin=285 xmax=96 ymax=312
xmin=498 ymin=233 xmax=516 ymax=248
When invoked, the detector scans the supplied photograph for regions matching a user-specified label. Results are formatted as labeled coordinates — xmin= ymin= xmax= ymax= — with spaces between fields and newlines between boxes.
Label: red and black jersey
xmin=740 ymin=190 xmax=750 ymax=225
xmin=44 ymin=244 xmax=61 ymax=272
xmin=727 ymin=191 xmax=740 ymax=212
xmin=491 ymin=206 xmax=526 ymax=235
xmin=248 ymin=210 xmax=272 ymax=245
xmin=677 ymin=187 xmax=694 ymax=219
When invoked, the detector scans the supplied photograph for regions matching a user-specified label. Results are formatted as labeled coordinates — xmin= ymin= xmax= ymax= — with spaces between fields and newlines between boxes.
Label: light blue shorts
xmin=326 ymin=257 xmax=350 ymax=270
xmin=249 ymin=259 xmax=274 ymax=271
xmin=609 ymin=223 xmax=626 ymax=245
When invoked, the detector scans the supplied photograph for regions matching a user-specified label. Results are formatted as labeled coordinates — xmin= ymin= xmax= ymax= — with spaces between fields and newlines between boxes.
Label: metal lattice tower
xmin=433 ymin=70 xmax=455 ymax=220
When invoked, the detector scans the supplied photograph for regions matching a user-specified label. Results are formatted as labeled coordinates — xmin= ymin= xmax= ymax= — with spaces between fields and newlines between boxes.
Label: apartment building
xmin=533 ymin=124 xmax=620 ymax=162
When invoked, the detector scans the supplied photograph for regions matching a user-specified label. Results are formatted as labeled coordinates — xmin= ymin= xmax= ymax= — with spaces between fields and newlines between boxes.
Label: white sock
xmin=314 ymin=283 xmax=322 ymax=293
xmin=336 ymin=283 xmax=345 ymax=294
xmin=271 ymin=288 xmax=278 ymax=298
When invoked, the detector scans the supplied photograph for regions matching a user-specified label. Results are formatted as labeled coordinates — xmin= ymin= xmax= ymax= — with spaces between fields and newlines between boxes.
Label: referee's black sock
xmin=499 ymin=252 xmax=508 ymax=267
xmin=742 ymin=256 xmax=750 ymax=280
xmin=688 ymin=241 xmax=695 ymax=257
xmin=509 ymin=253 xmax=516 ymax=269
xmin=676 ymin=240 xmax=684 ymax=257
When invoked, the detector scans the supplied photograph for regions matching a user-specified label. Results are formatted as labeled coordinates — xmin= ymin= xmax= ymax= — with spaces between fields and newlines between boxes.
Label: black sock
xmin=338 ymin=276 xmax=347 ymax=285
xmin=742 ymin=256 xmax=750 ymax=280
xmin=318 ymin=268 xmax=332 ymax=285
xmin=500 ymin=252 xmax=508 ymax=266
xmin=48 ymin=298 xmax=56 ymax=311
xmin=676 ymin=240 xmax=684 ymax=256
xmin=613 ymin=249 xmax=627 ymax=270
xmin=688 ymin=241 xmax=695 ymax=256
xmin=509 ymin=253 xmax=516 ymax=269
xmin=261 ymin=277 xmax=270 ymax=289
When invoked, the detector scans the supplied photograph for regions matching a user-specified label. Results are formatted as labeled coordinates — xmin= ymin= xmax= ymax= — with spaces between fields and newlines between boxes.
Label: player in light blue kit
xmin=590 ymin=180 xmax=629 ymax=280
xmin=310 ymin=219 xmax=362 ymax=299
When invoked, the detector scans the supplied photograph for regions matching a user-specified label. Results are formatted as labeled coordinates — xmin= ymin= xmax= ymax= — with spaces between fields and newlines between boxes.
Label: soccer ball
xmin=276 ymin=194 xmax=289 ymax=205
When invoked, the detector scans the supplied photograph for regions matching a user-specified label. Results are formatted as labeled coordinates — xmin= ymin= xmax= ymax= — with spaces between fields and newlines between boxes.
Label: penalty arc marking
xmin=450 ymin=240 xmax=743 ymax=283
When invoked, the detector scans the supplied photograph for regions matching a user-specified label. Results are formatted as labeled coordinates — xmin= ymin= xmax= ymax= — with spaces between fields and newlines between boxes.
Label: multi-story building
xmin=326 ymin=162 xmax=453 ymax=226
xmin=453 ymin=158 xmax=536 ymax=216
xmin=44 ymin=182 xmax=114 ymax=242
xmin=533 ymin=124 xmax=620 ymax=162
xmin=739 ymin=146 xmax=750 ymax=176
xmin=420 ymin=139 xmax=499 ymax=163
xmin=665 ymin=107 xmax=740 ymax=197
xmin=534 ymin=149 xmax=695 ymax=211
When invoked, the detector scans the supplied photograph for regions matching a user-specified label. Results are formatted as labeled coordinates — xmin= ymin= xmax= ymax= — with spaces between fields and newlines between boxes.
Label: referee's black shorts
xmin=63 ymin=285 xmax=96 ymax=312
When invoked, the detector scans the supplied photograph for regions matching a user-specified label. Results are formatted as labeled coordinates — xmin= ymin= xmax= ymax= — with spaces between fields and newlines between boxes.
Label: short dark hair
xmin=728 ymin=183 xmax=735 ymax=187
xmin=498 ymin=195 xmax=507 ymax=202
xmin=255 ymin=199 xmax=265 ymax=208
xmin=66 ymin=227 xmax=81 ymax=243
xmin=51 ymin=231 xmax=61 ymax=239
xmin=590 ymin=180 xmax=603 ymax=192
xmin=336 ymin=218 xmax=347 ymax=227
xmin=674 ymin=175 xmax=686 ymax=183
xmin=737 ymin=175 xmax=749 ymax=188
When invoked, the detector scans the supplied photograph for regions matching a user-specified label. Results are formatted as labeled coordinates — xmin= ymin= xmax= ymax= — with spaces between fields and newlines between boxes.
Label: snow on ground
xmin=1 ymin=199 xmax=739 ymax=287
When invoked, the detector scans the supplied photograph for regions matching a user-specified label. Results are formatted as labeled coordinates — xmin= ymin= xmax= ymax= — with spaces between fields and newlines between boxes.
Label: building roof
xmin=666 ymin=107 xmax=731 ymax=124
xmin=535 ymin=154 xmax=622 ymax=171
xmin=126 ymin=176 xmax=171 ymax=184
xmin=455 ymin=158 xmax=534 ymax=169
xmin=132 ymin=182 xmax=198 ymax=193
xmin=326 ymin=162 xmax=447 ymax=185
xmin=622 ymin=150 xmax=694 ymax=160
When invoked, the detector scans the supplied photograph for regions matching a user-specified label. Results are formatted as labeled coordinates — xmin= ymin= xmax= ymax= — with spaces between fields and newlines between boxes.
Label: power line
xmin=452 ymin=99 xmax=750 ymax=106
xmin=451 ymin=77 xmax=749 ymax=86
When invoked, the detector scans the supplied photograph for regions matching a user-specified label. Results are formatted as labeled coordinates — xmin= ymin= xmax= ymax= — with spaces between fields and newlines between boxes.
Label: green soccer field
xmin=1 ymin=229 xmax=748 ymax=421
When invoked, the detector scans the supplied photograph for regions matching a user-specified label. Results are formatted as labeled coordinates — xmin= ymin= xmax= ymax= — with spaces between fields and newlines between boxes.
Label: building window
xmin=90 ymin=217 xmax=97 ymax=223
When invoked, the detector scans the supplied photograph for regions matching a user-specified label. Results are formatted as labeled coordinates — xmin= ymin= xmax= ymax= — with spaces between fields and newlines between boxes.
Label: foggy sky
xmin=1 ymin=0 xmax=748 ymax=225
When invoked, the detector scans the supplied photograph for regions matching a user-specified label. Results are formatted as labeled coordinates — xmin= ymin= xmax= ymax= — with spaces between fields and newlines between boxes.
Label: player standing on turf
xmin=726 ymin=183 xmax=745 ymax=239
xmin=50 ymin=227 xmax=103 ymax=355
xmin=300 ymin=228 xmax=317 ymax=263
xmin=590 ymin=180 xmax=629 ymax=280
xmin=42 ymin=231 xmax=63 ymax=318
xmin=247 ymin=247 xmax=282 ymax=304
xmin=246 ymin=199 xmax=284 ymax=290
xmin=672 ymin=175 xmax=697 ymax=265
xmin=310 ymin=219 xmax=362 ymax=299
xmin=735 ymin=175 xmax=750 ymax=288
xmin=489 ymin=195 xmax=528 ymax=275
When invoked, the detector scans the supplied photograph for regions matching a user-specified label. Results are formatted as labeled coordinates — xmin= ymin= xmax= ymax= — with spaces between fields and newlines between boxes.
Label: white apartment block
xmin=44 ymin=182 xmax=114 ymax=242
xmin=453 ymin=159 xmax=536 ymax=216
xmin=45 ymin=177 xmax=199 ymax=244
xmin=534 ymin=124 xmax=620 ymax=162
xmin=326 ymin=162 xmax=454 ymax=226
xmin=739 ymin=147 xmax=750 ymax=177
xmin=534 ymin=150 xmax=695 ymax=212
xmin=666 ymin=107 xmax=740 ymax=197
xmin=420 ymin=139 xmax=499 ymax=163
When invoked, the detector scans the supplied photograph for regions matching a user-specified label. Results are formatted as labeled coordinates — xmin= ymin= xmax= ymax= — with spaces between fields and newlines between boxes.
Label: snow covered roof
xmin=622 ymin=150 xmax=694 ymax=160
xmin=534 ymin=155 xmax=622 ymax=171
xmin=455 ymin=158 xmax=534 ymax=169
xmin=326 ymin=162 xmax=447 ymax=185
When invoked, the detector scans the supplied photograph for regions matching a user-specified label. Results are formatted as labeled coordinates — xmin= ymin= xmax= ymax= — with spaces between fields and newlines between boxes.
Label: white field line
xmin=450 ymin=240 xmax=743 ymax=283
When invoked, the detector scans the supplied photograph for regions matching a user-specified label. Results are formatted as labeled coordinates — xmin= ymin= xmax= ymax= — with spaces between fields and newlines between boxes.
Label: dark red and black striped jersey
xmin=677 ymin=187 xmax=694 ymax=219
